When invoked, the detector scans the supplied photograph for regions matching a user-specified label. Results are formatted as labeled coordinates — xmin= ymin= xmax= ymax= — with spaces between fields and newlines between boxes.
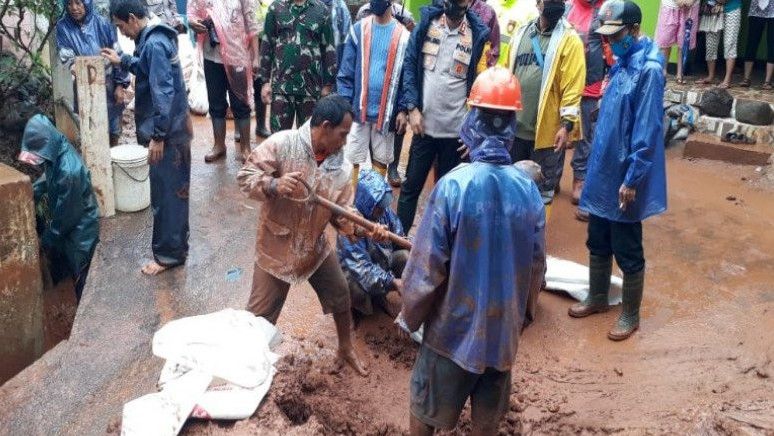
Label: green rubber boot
xmin=608 ymin=269 xmax=644 ymax=341
xmin=568 ymin=255 xmax=612 ymax=318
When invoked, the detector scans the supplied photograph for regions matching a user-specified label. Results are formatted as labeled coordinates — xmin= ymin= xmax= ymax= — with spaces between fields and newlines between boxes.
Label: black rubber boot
xmin=204 ymin=118 xmax=227 ymax=163
xmin=255 ymin=95 xmax=271 ymax=138
xmin=387 ymin=133 xmax=404 ymax=187
xmin=608 ymin=269 xmax=644 ymax=341
xmin=235 ymin=118 xmax=252 ymax=162
xmin=568 ymin=254 xmax=612 ymax=318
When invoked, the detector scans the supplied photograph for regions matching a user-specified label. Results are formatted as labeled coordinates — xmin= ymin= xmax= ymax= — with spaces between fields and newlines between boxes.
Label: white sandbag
xmin=177 ymin=34 xmax=196 ymax=86
xmin=544 ymin=256 xmax=622 ymax=305
xmin=190 ymin=369 xmax=276 ymax=420
xmin=121 ymin=369 xmax=211 ymax=436
xmin=187 ymin=60 xmax=209 ymax=115
xmin=152 ymin=309 xmax=279 ymax=388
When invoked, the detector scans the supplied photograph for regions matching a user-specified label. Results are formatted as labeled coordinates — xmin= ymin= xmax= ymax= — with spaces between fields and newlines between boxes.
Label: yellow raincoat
xmin=508 ymin=18 xmax=585 ymax=150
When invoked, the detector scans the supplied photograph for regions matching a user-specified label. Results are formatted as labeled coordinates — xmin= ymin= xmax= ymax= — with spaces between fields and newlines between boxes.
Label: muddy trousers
xmin=586 ymin=214 xmax=644 ymax=275
xmin=568 ymin=97 xmax=599 ymax=181
xmin=203 ymin=59 xmax=251 ymax=120
xmin=247 ymin=252 xmax=352 ymax=324
xmin=347 ymin=249 xmax=409 ymax=315
xmin=149 ymin=140 xmax=191 ymax=267
xmin=270 ymin=94 xmax=316 ymax=133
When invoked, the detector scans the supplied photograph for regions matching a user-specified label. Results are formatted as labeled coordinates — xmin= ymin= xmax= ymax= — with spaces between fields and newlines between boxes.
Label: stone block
xmin=684 ymin=133 xmax=772 ymax=165
xmin=665 ymin=89 xmax=685 ymax=104
xmin=735 ymin=99 xmax=774 ymax=126
xmin=699 ymin=88 xmax=733 ymax=118
xmin=696 ymin=115 xmax=723 ymax=135
xmin=685 ymin=90 xmax=701 ymax=106
xmin=0 ymin=164 xmax=44 ymax=384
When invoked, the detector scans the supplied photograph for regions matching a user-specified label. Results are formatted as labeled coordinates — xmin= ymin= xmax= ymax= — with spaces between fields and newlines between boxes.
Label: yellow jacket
xmin=509 ymin=19 xmax=585 ymax=149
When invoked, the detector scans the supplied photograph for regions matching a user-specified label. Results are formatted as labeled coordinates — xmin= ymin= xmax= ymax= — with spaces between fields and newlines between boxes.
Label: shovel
xmin=289 ymin=178 xmax=413 ymax=250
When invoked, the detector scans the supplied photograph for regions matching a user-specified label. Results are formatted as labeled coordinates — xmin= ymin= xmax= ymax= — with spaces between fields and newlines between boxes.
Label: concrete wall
xmin=0 ymin=163 xmax=44 ymax=385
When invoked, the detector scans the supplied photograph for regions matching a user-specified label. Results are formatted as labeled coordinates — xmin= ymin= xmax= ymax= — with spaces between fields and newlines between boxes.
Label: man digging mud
xmin=401 ymin=68 xmax=546 ymax=435
xmin=237 ymin=96 xmax=373 ymax=376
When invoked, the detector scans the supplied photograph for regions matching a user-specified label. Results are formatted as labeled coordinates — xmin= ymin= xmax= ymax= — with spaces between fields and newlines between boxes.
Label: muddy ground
xmin=2 ymin=114 xmax=772 ymax=435
xmin=181 ymin=117 xmax=773 ymax=435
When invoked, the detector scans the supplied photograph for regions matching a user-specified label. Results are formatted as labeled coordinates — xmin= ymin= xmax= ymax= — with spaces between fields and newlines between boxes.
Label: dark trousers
xmin=587 ymin=214 xmax=644 ymax=275
xmin=744 ymin=16 xmax=774 ymax=63
xmin=203 ymin=59 xmax=251 ymax=119
xmin=253 ymin=77 xmax=269 ymax=134
xmin=397 ymin=135 xmax=461 ymax=231
xmin=150 ymin=139 xmax=191 ymax=267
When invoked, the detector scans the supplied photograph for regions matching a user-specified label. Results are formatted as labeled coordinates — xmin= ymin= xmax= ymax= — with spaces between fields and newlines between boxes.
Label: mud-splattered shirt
xmin=237 ymin=121 xmax=353 ymax=284
xmin=259 ymin=0 xmax=337 ymax=97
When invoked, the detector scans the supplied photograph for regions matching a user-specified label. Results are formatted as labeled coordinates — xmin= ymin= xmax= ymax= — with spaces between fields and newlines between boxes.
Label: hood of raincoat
xmin=355 ymin=169 xmax=393 ymax=220
xmin=459 ymin=108 xmax=515 ymax=165
xmin=21 ymin=115 xmax=69 ymax=163
xmin=63 ymin=0 xmax=94 ymax=25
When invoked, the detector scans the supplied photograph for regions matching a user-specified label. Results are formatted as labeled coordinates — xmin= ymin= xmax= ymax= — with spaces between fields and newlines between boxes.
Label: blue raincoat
xmin=21 ymin=115 xmax=99 ymax=286
xmin=580 ymin=37 xmax=667 ymax=222
xmin=56 ymin=0 xmax=129 ymax=137
xmin=121 ymin=24 xmax=192 ymax=266
xmin=337 ymin=170 xmax=405 ymax=297
xmin=401 ymin=109 xmax=546 ymax=374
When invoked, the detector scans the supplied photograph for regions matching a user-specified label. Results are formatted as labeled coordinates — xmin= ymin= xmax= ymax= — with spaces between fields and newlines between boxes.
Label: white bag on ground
xmin=121 ymin=369 xmax=212 ymax=436
xmin=152 ymin=309 xmax=278 ymax=388
xmin=544 ymin=256 xmax=622 ymax=305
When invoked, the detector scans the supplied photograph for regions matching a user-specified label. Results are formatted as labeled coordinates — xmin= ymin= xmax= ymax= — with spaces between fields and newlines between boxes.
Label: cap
xmin=596 ymin=0 xmax=642 ymax=36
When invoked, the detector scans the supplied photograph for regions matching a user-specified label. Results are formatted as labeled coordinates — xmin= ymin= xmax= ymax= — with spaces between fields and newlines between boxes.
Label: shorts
xmin=410 ymin=345 xmax=511 ymax=430
xmin=344 ymin=121 xmax=395 ymax=166
xmin=655 ymin=3 xmax=700 ymax=50
xmin=247 ymin=251 xmax=351 ymax=323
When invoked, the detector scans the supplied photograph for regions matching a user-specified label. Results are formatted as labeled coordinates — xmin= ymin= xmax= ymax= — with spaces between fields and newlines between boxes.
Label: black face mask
xmin=370 ymin=0 xmax=391 ymax=16
xmin=541 ymin=2 xmax=565 ymax=30
xmin=444 ymin=0 xmax=467 ymax=20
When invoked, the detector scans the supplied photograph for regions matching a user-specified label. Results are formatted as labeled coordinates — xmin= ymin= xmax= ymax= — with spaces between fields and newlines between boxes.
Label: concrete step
xmin=684 ymin=133 xmax=772 ymax=166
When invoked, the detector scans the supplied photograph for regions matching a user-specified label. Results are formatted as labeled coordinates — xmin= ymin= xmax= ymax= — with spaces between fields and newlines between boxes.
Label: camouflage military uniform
xmin=259 ymin=0 xmax=337 ymax=132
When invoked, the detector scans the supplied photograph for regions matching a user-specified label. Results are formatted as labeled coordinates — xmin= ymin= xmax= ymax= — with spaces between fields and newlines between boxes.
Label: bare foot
xmin=141 ymin=261 xmax=170 ymax=276
xmin=719 ymin=81 xmax=731 ymax=89
xmin=337 ymin=347 xmax=369 ymax=377
xmin=696 ymin=77 xmax=714 ymax=85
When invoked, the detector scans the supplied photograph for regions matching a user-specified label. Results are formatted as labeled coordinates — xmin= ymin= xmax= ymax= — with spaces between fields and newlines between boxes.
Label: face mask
xmin=611 ymin=34 xmax=635 ymax=57
xmin=18 ymin=150 xmax=44 ymax=166
xmin=541 ymin=2 xmax=565 ymax=29
xmin=370 ymin=0 xmax=391 ymax=16
xmin=444 ymin=0 xmax=467 ymax=20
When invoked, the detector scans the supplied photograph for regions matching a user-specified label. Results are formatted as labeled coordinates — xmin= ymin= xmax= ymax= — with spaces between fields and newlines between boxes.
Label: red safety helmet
xmin=467 ymin=66 xmax=523 ymax=111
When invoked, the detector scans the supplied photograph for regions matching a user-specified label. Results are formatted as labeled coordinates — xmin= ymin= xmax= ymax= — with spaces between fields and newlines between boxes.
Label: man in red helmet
xmin=401 ymin=67 xmax=546 ymax=435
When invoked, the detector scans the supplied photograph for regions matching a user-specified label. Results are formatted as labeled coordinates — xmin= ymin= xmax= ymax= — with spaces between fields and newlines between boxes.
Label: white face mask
xmin=759 ymin=0 xmax=770 ymax=10
xmin=18 ymin=150 xmax=44 ymax=166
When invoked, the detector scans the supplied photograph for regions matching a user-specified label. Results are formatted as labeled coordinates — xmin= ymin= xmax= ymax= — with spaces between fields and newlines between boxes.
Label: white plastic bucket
xmin=111 ymin=144 xmax=150 ymax=212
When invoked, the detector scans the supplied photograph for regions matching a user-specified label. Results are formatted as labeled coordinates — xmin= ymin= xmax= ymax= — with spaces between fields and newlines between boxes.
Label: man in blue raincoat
xmin=56 ymin=0 xmax=130 ymax=146
xmin=570 ymin=0 xmax=667 ymax=341
xmin=18 ymin=115 xmax=100 ymax=301
xmin=102 ymin=0 xmax=193 ymax=276
xmin=401 ymin=67 xmax=546 ymax=435
xmin=337 ymin=169 xmax=408 ymax=317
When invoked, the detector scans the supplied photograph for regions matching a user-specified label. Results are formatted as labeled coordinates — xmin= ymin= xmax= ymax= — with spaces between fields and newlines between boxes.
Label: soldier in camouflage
xmin=259 ymin=0 xmax=338 ymax=133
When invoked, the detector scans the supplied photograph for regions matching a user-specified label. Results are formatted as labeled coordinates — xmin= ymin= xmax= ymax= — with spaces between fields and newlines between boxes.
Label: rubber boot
xmin=572 ymin=178 xmax=584 ymax=205
xmin=568 ymin=255 xmax=612 ymax=318
xmin=204 ymin=118 xmax=227 ymax=163
xmin=255 ymin=95 xmax=271 ymax=138
xmin=235 ymin=118 xmax=252 ymax=162
xmin=608 ymin=269 xmax=644 ymax=341
xmin=351 ymin=164 xmax=360 ymax=190
xmin=387 ymin=134 xmax=403 ymax=187
xmin=372 ymin=160 xmax=387 ymax=177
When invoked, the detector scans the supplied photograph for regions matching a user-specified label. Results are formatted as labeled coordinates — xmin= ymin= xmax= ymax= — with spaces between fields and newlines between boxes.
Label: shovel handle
xmin=296 ymin=179 xmax=413 ymax=250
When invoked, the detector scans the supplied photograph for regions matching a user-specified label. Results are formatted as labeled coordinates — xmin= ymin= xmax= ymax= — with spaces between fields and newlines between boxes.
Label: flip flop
xmin=739 ymin=78 xmax=751 ymax=88
xmin=762 ymin=82 xmax=773 ymax=90
xmin=696 ymin=78 xmax=714 ymax=85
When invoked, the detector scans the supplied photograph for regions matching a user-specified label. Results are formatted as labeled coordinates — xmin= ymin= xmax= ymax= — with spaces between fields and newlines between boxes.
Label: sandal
xmin=739 ymin=78 xmax=751 ymax=88
xmin=696 ymin=78 xmax=714 ymax=85
xmin=762 ymin=82 xmax=773 ymax=90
